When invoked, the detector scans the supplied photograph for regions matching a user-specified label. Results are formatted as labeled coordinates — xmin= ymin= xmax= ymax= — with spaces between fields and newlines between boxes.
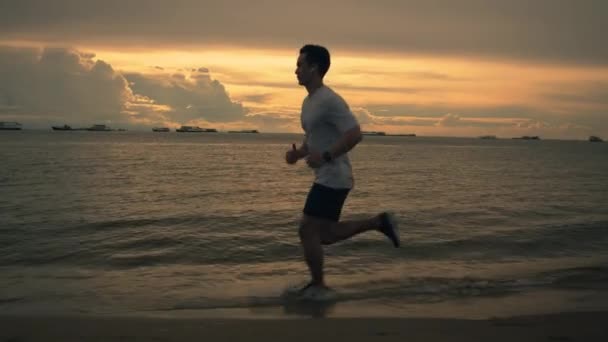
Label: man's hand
xmin=306 ymin=151 xmax=323 ymax=169
xmin=285 ymin=143 xmax=299 ymax=164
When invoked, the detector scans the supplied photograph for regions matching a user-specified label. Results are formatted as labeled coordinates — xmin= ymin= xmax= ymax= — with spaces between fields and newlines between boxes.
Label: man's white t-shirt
xmin=301 ymin=86 xmax=359 ymax=189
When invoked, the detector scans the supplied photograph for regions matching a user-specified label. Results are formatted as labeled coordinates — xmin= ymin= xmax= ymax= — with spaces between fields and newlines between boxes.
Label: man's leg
xmin=319 ymin=215 xmax=381 ymax=245
xmin=320 ymin=212 xmax=400 ymax=247
xmin=299 ymin=183 xmax=346 ymax=288
xmin=299 ymin=212 xmax=399 ymax=288
xmin=298 ymin=183 xmax=399 ymax=289
xmin=299 ymin=215 xmax=331 ymax=287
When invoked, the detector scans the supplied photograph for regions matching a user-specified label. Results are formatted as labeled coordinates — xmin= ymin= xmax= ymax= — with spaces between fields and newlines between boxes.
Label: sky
xmin=1 ymin=0 xmax=607 ymax=139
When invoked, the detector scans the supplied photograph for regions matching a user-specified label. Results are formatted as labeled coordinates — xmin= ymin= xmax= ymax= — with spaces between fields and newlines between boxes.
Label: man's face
xmin=295 ymin=53 xmax=315 ymax=86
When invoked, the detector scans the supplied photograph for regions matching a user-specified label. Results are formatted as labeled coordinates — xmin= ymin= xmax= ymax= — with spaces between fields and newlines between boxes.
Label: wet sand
xmin=1 ymin=311 xmax=607 ymax=341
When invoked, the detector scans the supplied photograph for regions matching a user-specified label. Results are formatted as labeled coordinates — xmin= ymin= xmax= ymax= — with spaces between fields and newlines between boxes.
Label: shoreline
xmin=1 ymin=311 xmax=607 ymax=341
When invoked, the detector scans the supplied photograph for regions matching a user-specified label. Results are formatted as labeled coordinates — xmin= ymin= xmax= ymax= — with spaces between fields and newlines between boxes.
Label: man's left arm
xmin=327 ymin=125 xmax=362 ymax=160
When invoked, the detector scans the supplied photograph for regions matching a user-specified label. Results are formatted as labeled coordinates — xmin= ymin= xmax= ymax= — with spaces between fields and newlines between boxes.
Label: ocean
xmin=1 ymin=131 xmax=607 ymax=319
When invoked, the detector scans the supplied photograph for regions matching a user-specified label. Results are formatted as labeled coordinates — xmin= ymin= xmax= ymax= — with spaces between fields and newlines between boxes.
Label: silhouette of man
xmin=285 ymin=44 xmax=400 ymax=298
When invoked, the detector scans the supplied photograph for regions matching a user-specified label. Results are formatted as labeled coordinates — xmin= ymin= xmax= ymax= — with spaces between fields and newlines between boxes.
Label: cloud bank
xmin=0 ymin=46 xmax=246 ymax=129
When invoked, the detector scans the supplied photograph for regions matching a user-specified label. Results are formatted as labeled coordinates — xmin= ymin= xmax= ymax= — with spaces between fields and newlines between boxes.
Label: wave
xmin=164 ymin=265 xmax=608 ymax=312
xmin=2 ymin=219 xmax=606 ymax=267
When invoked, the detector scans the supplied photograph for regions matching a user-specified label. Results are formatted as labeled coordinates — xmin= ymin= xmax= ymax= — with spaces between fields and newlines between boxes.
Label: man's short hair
xmin=300 ymin=44 xmax=331 ymax=77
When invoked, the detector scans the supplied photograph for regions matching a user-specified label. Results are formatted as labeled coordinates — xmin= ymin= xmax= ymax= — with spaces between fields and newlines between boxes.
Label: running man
xmin=285 ymin=44 xmax=400 ymax=297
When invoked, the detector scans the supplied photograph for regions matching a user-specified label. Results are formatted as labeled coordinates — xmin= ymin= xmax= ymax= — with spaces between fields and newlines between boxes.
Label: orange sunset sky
xmin=1 ymin=0 xmax=607 ymax=139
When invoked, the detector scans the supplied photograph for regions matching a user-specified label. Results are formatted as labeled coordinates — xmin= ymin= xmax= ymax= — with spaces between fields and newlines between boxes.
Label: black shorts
xmin=303 ymin=183 xmax=350 ymax=222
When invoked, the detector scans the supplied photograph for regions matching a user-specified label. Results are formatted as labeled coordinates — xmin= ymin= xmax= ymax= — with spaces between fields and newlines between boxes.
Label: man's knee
xmin=299 ymin=217 xmax=315 ymax=239
xmin=319 ymin=229 xmax=336 ymax=245
xmin=300 ymin=215 xmax=336 ymax=243
xmin=299 ymin=215 xmax=329 ymax=240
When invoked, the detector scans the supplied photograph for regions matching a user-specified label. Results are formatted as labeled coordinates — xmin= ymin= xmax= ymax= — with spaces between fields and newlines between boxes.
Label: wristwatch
xmin=322 ymin=151 xmax=333 ymax=163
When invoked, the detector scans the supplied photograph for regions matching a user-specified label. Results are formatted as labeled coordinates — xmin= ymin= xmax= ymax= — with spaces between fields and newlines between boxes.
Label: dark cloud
xmin=359 ymin=103 xmax=605 ymax=135
xmin=124 ymin=71 xmax=246 ymax=123
xmin=365 ymin=103 xmax=542 ymax=119
xmin=241 ymin=94 xmax=274 ymax=104
xmin=403 ymin=71 xmax=465 ymax=81
xmin=223 ymin=78 xmax=425 ymax=94
xmin=353 ymin=108 xmax=435 ymax=127
xmin=245 ymin=111 xmax=298 ymax=132
xmin=353 ymin=106 xmax=595 ymax=141
xmin=334 ymin=84 xmax=422 ymax=94
xmin=0 ymin=46 xmax=247 ymax=128
xmin=0 ymin=46 xmax=130 ymax=126
xmin=542 ymin=81 xmax=608 ymax=106
xmin=343 ymin=69 xmax=467 ymax=81
xmin=1 ymin=0 xmax=606 ymax=65
xmin=436 ymin=113 xmax=463 ymax=127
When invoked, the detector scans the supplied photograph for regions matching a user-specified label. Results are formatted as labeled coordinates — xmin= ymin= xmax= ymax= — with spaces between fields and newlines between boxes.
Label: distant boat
xmin=513 ymin=136 xmax=540 ymax=140
xmin=176 ymin=126 xmax=217 ymax=133
xmin=589 ymin=136 xmax=603 ymax=142
xmin=86 ymin=124 xmax=112 ymax=131
xmin=362 ymin=131 xmax=386 ymax=136
xmin=52 ymin=124 xmax=73 ymax=131
xmin=389 ymin=133 xmax=416 ymax=137
xmin=0 ymin=122 xmax=22 ymax=130
xmin=152 ymin=127 xmax=170 ymax=132
xmin=228 ymin=129 xmax=259 ymax=133
xmin=479 ymin=135 xmax=497 ymax=139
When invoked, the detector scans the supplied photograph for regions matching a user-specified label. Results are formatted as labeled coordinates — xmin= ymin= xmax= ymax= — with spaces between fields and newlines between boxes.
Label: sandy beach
xmin=1 ymin=311 xmax=607 ymax=342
